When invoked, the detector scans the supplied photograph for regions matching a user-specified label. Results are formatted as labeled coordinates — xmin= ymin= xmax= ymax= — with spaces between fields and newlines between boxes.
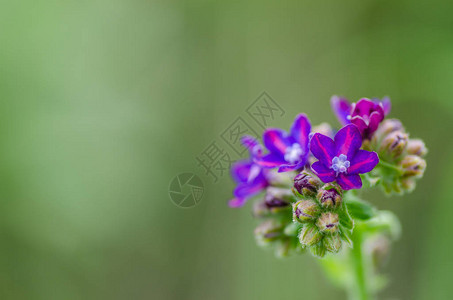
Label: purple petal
xmin=278 ymin=161 xmax=305 ymax=173
xmin=331 ymin=95 xmax=352 ymax=125
xmin=352 ymin=98 xmax=376 ymax=117
xmin=254 ymin=153 xmax=286 ymax=168
xmin=234 ymin=181 xmax=267 ymax=198
xmin=348 ymin=150 xmax=379 ymax=174
xmin=367 ymin=111 xmax=385 ymax=134
xmin=263 ymin=129 xmax=289 ymax=155
xmin=241 ymin=135 xmax=262 ymax=157
xmin=229 ymin=197 xmax=247 ymax=208
xmin=334 ymin=124 xmax=362 ymax=159
xmin=336 ymin=174 xmax=362 ymax=190
xmin=350 ymin=116 xmax=368 ymax=136
xmin=290 ymin=113 xmax=311 ymax=149
xmin=381 ymin=97 xmax=391 ymax=115
xmin=309 ymin=133 xmax=336 ymax=166
xmin=231 ymin=160 xmax=252 ymax=183
xmin=311 ymin=161 xmax=336 ymax=183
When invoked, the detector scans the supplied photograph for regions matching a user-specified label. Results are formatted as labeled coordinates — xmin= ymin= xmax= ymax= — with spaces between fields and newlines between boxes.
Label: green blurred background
xmin=0 ymin=0 xmax=452 ymax=299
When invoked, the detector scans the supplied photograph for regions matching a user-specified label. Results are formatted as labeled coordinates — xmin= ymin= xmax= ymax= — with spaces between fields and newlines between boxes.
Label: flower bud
xmin=406 ymin=139 xmax=428 ymax=157
xmin=379 ymin=130 xmax=408 ymax=159
xmin=299 ymin=223 xmax=322 ymax=246
xmin=312 ymin=122 xmax=334 ymax=138
xmin=275 ymin=239 xmax=293 ymax=258
xmin=316 ymin=212 xmax=339 ymax=233
xmin=364 ymin=235 xmax=391 ymax=270
xmin=400 ymin=155 xmax=426 ymax=178
xmin=400 ymin=178 xmax=416 ymax=192
xmin=293 ymin=171 xmax=322 ymax=196
xmin=254 ymin=220 xmax=283 ymax=245
xmin=317 ymin=184 xmax=342 ymax=209
xmin=309 ymin=242 xmax=326 ymax=258
xmin=375 ymin=119 xmax=403 ymax=138
xmin=293 ymin=200 xmax=321 ymax=223
xmin=323 ymin=233 xmax=342 ymax=253
xmin=252 ymin=200 xmax=269 ymax=218
xmin=264 ymin=193 xmax=289 ymax=212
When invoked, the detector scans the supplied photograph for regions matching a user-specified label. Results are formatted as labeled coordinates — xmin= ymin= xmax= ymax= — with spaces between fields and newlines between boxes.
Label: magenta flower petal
xmin=310 ymin=133 xmax=336 ymax=166
xmin=350 ymin=98 xmax=385 ymax=138
xmin=352 ymin=99 xmax=379 ymax=116
xmin=337 ymin=173 xmax=362 ymax=190
xmin=290 ymin=113 xmax=311 ymax=150
xmin=263 ymin=129 xmax=289 ymax=155
xmin=241 ymin=135 xmax=262 ymax=156
xmin=231 ymin=160 xmax=252 ymax=183
xmin=311 ymin=161 xmax=336 ymax=183
xmin=380 ymin=97 xmax=391 ymax=115
xmin=255 ymin=153 xmax=287 ymax=168
xmin=331 ymin=95 xmax=352 ymax=125
xmin=368 ymin=111 xmax=384 ymax=133
xmin=229 ymin=197 xmax=247 ymax=208
xmin=348 ymin=150 xmax=379 ymax=174
xmin=349 ymin=116 xmax=367 ymax=134
xmin=277 ymin=161 xmax=304 ymax=173
xmin=334 ymin=124 xmax=362 ymax=158
xmin=234 ymin=181 xmax=267 ymax=198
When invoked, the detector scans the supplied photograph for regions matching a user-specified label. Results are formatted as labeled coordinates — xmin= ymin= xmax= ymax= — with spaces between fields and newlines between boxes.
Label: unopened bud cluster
xmin=291 ymin=172 xmax=353 ymax=257
xmin=370 ymin=119 xmax=427 ymax=194
xmin=253 ymin=185 xmax=304 ymax=257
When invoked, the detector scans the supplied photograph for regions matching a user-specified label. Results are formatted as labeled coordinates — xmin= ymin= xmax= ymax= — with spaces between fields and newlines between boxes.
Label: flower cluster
xmin=229 ymin=96 xmax=427 ymax=259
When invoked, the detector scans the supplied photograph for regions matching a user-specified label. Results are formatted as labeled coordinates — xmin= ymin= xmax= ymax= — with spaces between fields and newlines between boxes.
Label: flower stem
xmin=377 ymin=160 xmax=402 ymax=174
xmin=349 ymin=226 xmax=373 ymax=300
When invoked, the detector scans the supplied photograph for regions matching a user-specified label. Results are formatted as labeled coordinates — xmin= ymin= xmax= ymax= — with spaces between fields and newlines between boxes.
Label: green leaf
xmin=345 ymin=197 xmax=376 ymax=221
xmin=339 ymin=226 xmax=353 ymax=247
xmin=339 ymin=202 xmax=354 ymax=230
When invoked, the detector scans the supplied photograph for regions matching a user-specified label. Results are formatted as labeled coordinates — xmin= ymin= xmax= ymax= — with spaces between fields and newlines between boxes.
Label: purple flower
xmin=309 ymin=124 xmax=379 ymax=190
xmin=255 ymin=114 xmax=311 ymax=173
xmin=331 ymin=96 xmax=391 ymax=138
xmin=229 ymin=136 xmax=269 ymax=207
xmin=330 ymin=96 xmax=352 ymax=126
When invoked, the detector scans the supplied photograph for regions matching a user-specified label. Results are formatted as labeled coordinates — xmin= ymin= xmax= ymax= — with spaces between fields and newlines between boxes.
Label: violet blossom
xmin=331 ymin=96 xmax=391 ymax=138
xmin=229 ymin=136 xmax=269 ymax=207
xmin=309 ymin=124 xmax=379 ymax=190
xmin=255 ymin=114 xmax=311 ymax=173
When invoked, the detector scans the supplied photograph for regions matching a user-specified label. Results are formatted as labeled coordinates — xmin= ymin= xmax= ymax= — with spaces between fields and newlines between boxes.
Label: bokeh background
xmin=0 ymin=0 xmax=452 ymax=299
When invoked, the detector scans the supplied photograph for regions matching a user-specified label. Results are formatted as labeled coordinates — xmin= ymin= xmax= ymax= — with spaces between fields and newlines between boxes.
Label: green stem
xmin=349 ymin=226 xmax=373 ymax=300
xmin=377 ymin=160 xmax=402 ymax=174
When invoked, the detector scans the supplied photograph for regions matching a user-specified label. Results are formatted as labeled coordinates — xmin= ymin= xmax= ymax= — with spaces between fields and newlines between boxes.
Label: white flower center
xmin=284 ymin=143 xmax=304 ymax=164
xmin=331 ymin=154 xmax=350 ymax=175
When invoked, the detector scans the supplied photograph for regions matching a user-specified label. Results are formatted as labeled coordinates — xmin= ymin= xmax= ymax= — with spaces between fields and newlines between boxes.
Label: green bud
xmin=374 ymin=119 xmax=403 ymax=141
xmin=283 ymin=222 xmax=300 ymax=236
xmin=317 ymin=184 xmax=342 ymax=209
xmin=401 ymin=177 xmax=416 ymax=192
xmin=254 ymin=220 xmax=283 ymax=246
xmin=312 ymin=122 xmax=334 ymax=138
xmin=364 ymin=235 xmax=391 ymax=270
xmin=316 ymin=212 xmax=339 ymax=233
xmin=323 ymin=233 xmax=342 ymax=253
xmin=293 ymin=171 xmax=322 ymax=197
xmin=299 ymin=223 xmax=323 ymax=246
xmin=379 ymin=130 xmax=408 ymax=159
xmin=275 ymin=238 xmax=292 ymax=258
xmin=309 ymin=242 xmax=326 ymax=258
xmin=400 ymin=155 xmax=426 ymax=178
xmin=406 ymin=139 xmax=428 ymax=157
xmin=293 ymin=200 xmax=321 ymax=223
xmin=252 ymin=200 xmax=269 ymax=218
